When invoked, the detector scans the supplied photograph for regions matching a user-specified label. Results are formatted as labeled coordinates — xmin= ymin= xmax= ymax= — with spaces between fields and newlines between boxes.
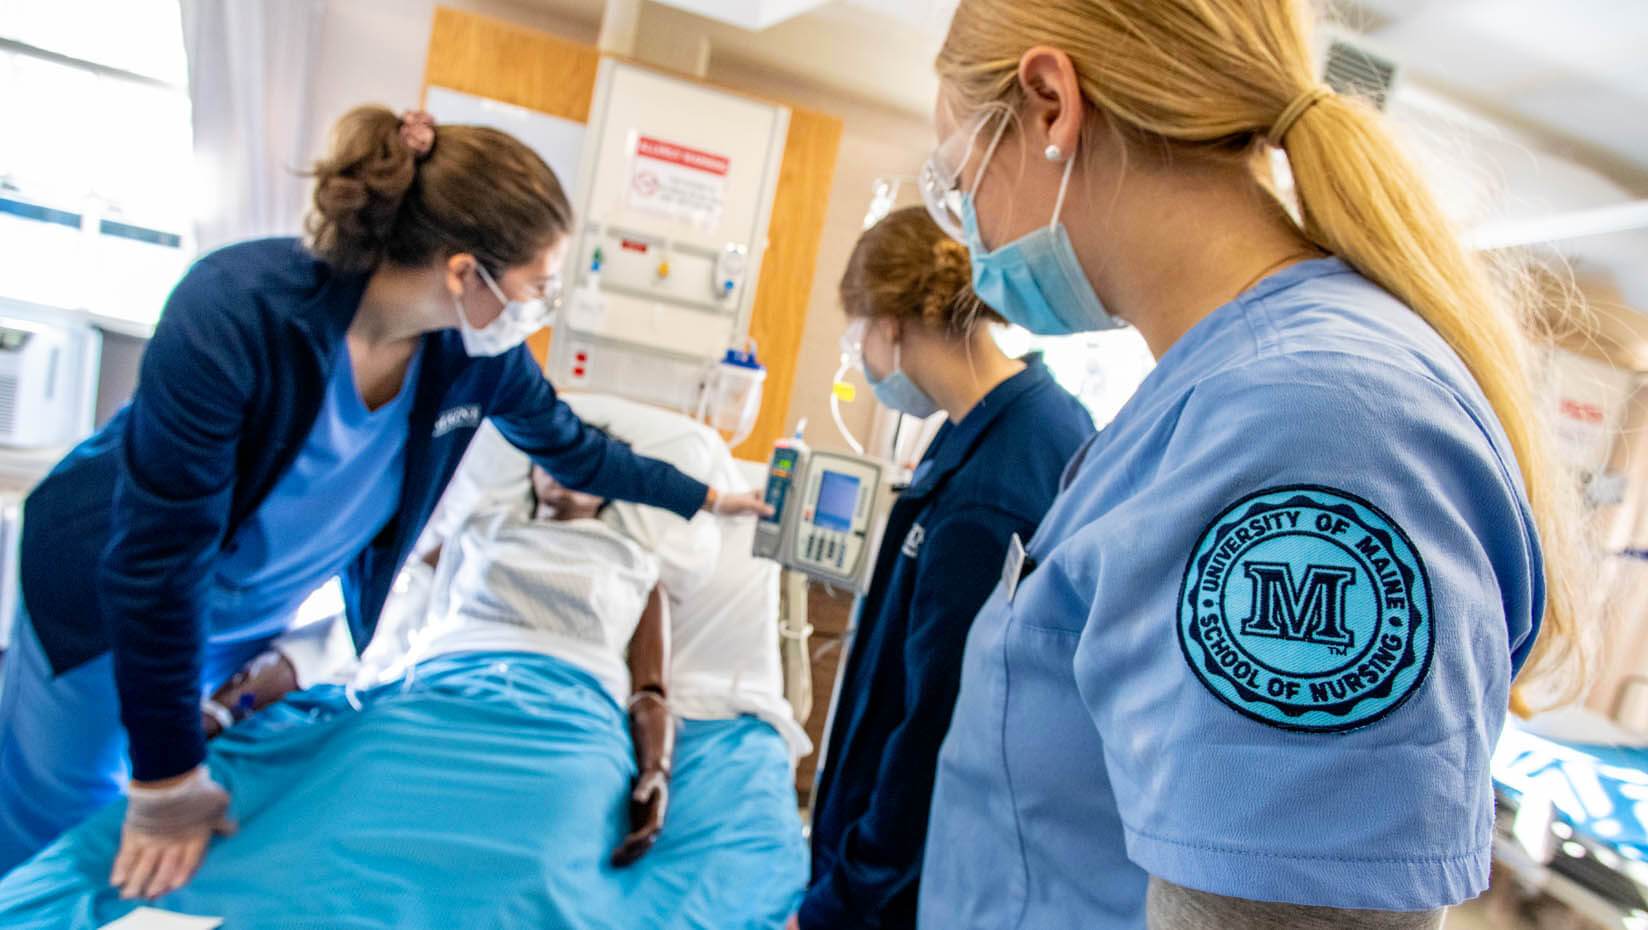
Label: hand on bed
xmin=111 ymin=766 xmax=237 ymax=900
xmin=612 ymin=767 xmax=670 ymax=867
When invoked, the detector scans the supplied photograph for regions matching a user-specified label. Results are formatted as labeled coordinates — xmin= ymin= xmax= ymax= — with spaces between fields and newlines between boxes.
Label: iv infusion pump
xmin=752 ymin=436 xmax=895 ymax=593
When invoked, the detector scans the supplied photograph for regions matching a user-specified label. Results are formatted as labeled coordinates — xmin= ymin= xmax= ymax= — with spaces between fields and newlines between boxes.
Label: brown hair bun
xmin=840 ymin=206 xmax=1002 ymax=336
xmin=304 ymin=104 xmax=573 ymax=275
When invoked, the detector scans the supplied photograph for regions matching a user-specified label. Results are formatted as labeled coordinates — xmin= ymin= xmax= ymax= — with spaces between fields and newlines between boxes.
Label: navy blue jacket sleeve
xmin=799 ymin=506 xmax=1027 ymax=930
xmin=487 ymin=348 xmax=708 ymax=519
xmin=103 ymin=261 xmax=256 ymax=781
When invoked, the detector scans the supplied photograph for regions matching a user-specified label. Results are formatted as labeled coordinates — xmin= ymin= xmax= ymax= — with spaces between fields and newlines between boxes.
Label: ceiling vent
xmin=1321 ymin=34 xmax=1400 ymax=111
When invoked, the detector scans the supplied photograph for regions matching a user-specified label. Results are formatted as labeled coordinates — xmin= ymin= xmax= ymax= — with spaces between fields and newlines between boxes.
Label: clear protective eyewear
xmin=477 ymin=263 xmax=565 ymax=325
xmin=515 ymin=271 xmax=565 ymax=318
xmin=536 ymin=275 xmax=566 ymax=312
xmin=839 ymin=317 xmax=869 ymax=366
xmin=919 ymin=112 xmax=1009 ymax=240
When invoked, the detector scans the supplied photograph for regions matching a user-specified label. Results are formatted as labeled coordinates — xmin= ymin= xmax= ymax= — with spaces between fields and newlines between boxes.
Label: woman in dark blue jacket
xmin=0 ymin=106 xmax=767 ymax=894
xmin=793 ymin=208 xmax=1094 ymax=930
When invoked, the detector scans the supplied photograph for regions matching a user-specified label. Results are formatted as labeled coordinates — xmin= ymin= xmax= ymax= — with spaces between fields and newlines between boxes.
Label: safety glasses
xmin=478 ymin=264 xmax=565 ymax=323
xmin=919 ymin=112 xmax=1008 ymax=240
xmin=840 ymin=317 xmax=869 ymax=366
xmin=536 ymin=275 xmax=566 ymax=311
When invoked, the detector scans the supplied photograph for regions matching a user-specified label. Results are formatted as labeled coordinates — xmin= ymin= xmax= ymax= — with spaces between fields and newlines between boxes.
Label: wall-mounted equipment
xmin=549 ymin=60 xmax=790 ymax=416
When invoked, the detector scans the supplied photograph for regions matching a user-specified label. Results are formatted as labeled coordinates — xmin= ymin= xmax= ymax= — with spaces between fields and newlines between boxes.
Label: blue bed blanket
xmin=1493 ymin=723 xmax=1648 ymax=861
xmin=0 ymin=652 xmax=807 ymax=929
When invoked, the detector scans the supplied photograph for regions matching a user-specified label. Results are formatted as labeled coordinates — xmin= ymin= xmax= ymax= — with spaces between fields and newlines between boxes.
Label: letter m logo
xmin=1240 ymin=562 xmax=1357 ymax=646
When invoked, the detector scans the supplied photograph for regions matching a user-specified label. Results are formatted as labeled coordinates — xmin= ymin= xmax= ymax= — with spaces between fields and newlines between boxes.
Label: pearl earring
xmin=1044 ymin=144 xmax=1063 ymax=162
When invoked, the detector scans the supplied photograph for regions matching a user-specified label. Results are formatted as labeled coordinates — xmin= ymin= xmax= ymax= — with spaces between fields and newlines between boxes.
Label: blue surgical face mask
xmin=863 ymin=341 xmax=940 ymax=419
xmin=955 ymin=130 xmax=1127 ymax=336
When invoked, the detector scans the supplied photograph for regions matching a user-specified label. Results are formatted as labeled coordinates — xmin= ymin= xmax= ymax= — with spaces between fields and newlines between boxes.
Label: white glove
xmin=111 ymin=766 xmax=236 ymax=899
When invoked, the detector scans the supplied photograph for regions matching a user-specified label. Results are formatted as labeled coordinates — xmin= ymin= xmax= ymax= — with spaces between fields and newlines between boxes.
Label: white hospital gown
xmin=406 ymin=509 xmax=660 ymax=705
xmin=385 ymin=402 xmax=807 ymax=757
xmin=562 ymin=395 xmax=808 ymax=758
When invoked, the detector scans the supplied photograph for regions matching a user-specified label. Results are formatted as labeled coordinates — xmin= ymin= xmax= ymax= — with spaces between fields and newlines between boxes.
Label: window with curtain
xmin=0 ymin=0 xmax=191 ymax=331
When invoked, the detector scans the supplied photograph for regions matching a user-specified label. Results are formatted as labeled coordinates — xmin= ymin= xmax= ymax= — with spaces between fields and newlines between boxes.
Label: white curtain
xmin=180 ymin=0 xmax=327 ymax=253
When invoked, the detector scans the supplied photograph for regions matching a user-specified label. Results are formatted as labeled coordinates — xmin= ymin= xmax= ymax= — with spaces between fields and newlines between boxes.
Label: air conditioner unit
xmin=0 ymin=299 xmax=101 ymax=449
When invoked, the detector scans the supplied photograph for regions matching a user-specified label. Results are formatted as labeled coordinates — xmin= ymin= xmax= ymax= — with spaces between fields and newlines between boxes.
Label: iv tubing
xmin=830 ymin=355 xmax=864 ymax=455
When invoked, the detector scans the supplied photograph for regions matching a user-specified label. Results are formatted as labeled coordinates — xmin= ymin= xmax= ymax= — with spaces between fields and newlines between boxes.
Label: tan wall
xmin=304 ymin=0 xmax=599 ymax=168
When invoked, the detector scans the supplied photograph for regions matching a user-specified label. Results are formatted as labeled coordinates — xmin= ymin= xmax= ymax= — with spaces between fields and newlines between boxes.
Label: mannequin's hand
xmin=611 ymin=768 xmax=670 ymax=866
xmin=704 ymin=488 xmax=774 ymax=518
xmin=202 ymin=651 xmax=298 ymax=740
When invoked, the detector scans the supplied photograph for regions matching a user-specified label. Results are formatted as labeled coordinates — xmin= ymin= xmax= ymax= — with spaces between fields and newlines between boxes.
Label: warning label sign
xmin=627 ymin=134 xmax=729 ymax=230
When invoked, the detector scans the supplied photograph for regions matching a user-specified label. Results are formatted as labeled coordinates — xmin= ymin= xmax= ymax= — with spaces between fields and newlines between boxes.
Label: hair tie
xmin=1267 ymin=86 xmax=1332 ymax=148
xmin=399 ymin=110 xmax=436 ymax=158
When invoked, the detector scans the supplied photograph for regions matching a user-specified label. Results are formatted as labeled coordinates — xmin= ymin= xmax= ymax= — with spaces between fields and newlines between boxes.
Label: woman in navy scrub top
xmin=0 ymin=106 xmax=769 ymax=897
xmin=793 ymin=208 xmax=1093 ymax=930
xmin=913 ymin=1 xmax=1585 ymax=928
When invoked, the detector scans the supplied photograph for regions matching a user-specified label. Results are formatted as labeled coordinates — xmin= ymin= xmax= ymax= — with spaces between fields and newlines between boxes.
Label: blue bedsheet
xmin=0 ymin=652 xmax=806 ymax=929
xmin=1493 ymin=724 xmax=1648 ymax=861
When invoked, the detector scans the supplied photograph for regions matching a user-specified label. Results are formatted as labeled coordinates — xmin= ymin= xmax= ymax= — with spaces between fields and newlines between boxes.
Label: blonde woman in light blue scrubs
xmin=912 ymin=0 xmax=1584 ymax=928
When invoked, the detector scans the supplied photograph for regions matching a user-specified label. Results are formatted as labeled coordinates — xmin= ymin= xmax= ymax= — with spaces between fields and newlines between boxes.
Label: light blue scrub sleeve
xmin=1069 ymin=356 xmax=1539 ymax=910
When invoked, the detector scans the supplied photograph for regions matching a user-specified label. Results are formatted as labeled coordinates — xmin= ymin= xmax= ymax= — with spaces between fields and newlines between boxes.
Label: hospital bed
xmin=0 ymin=397 xmax=811 ymax=929
xmin=0 ymin=653 xmax=806 ymax=929
xmin=1491 ymin=681 xmax=1648 ymax=930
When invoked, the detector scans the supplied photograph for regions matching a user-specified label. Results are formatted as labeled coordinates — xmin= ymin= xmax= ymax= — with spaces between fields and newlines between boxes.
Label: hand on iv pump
xmin=702 ymin=487 xmax=774 ymax=518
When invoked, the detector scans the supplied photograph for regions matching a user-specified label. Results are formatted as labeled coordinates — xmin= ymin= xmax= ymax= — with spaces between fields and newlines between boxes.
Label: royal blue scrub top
xmin=209 ymin=337 xmax=422 ymax=642
xmin=802 ymin=355 xmax=1093 ymax=929
xmin=919 ymin=258 xmax=1543 ymax=926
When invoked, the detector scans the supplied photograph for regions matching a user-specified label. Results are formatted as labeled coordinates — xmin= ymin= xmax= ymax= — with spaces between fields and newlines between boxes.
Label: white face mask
xmin=454 ymin=262 xmax=555 ymax=357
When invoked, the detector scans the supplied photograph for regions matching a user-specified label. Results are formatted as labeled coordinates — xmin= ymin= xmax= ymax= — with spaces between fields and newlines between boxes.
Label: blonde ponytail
xmin=938 ymin=0 xmax=1587 ymax=704
xmin=1282 ymin=96 xmax=1585 ymax=704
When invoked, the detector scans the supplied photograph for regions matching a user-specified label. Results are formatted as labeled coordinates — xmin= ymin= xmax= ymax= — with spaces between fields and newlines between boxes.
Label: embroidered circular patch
xmin=1176 ymin=485 xmax=1433 ymax=732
